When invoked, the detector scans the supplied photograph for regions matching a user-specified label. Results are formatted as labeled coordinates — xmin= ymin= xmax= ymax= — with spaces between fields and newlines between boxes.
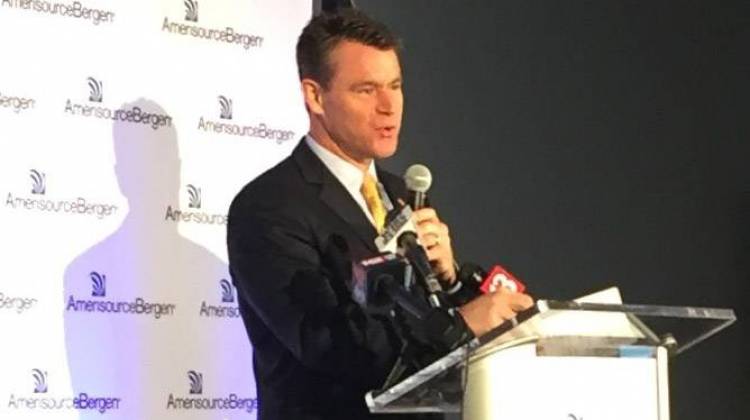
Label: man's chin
xmin=373 ymin=138 xmax=399 ymax=159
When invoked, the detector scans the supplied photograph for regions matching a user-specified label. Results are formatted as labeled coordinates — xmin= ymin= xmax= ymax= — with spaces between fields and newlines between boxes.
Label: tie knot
xmin=361 ymin=173 xmax=378 ymax=194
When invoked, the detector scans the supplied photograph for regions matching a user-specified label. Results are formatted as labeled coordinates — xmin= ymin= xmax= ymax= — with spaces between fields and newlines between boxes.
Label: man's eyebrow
xmin=350 ymin=77 xmax=402 ymax=89
xmin=350 ymin=81 xmax=379 ymax=89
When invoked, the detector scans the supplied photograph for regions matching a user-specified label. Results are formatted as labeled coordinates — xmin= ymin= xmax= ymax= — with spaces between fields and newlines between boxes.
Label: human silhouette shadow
xmin=63 ymin=99 xmax=251 ymax=419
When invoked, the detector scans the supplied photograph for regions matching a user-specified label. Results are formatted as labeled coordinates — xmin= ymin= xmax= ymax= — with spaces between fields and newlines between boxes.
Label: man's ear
xmin=301 ymin=78 xmax=325 ymax=116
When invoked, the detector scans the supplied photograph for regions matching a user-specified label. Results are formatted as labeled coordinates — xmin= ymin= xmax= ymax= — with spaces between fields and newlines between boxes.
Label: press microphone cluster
xmin=404 ymin=164 xmax=527 ymax=300
xmin=358 ymin=163 xmax=533 ymax=391
xmin=369 ymin=163 xmax=527 ymax=309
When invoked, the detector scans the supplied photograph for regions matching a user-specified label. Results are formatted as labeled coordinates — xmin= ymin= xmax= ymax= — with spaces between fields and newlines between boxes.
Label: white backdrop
xmin=0 ymin=1 xmax=311 ymax=418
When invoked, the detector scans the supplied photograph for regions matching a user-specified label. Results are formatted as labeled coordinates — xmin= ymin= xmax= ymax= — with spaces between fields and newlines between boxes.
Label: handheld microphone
xmin=403 ymin=164 xmax=446 ymax=307
xmin=397 ymin=231 xmax=443 ymax=308
xmin=404 ymin=164 xmax=432 ymax=210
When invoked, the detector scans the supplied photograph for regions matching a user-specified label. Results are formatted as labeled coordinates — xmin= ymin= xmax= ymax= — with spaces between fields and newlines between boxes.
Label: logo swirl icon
xmin=218 ymin=95 xmax=233 ymax=120
xmin=90 ymin=271 xmax=107 ymax=297
xmin=220 ymin=279 xmax=234 ymax=303
xmin=184 ymin=0 xmax=198 ymax=22
xmin=32 ymin=369 xmax=48 ymax=394
xmin=186 ymin=184 xmax=202 ymax=209
xmin=87 ymin=77 xmax=103 ymax=103
xmin=30 ymin=169 xmax=46 ymax=195
xmin=188 ymin=370 xmax=203 ymax=394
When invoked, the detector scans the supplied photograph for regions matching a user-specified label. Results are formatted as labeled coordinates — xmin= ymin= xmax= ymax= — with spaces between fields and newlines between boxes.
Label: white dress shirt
xmin=305 ymin=135 xmax=382 ymax=228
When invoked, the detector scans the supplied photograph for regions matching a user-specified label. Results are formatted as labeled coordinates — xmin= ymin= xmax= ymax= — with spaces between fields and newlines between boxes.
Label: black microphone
xmin=404 ymin=164 xmax=432 ymax=210
xmin=455 ymin=262 xmax=528 ymax=294
xmin=457 ymin=262 xmax=487 ymax=292
xmin=397 ymin=231 xmax=443 ymax=308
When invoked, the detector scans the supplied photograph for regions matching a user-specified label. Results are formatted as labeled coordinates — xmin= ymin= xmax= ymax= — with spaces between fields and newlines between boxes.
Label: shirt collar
xmin=305 ymin=134 xmax=378 ymax=195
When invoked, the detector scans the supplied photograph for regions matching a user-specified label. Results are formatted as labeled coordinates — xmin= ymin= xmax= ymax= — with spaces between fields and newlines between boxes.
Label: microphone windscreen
xmin=404 ymin=164 xmax=432 ymax=193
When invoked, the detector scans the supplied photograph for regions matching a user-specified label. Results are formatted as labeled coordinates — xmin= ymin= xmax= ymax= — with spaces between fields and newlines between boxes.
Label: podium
xmin=365 ymin=288 xmax=736 ymax=420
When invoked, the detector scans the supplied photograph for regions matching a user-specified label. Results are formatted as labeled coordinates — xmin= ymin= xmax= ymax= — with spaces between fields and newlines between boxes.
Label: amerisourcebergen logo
xmin=164 ymin=184 xmax=228 ymax=225
xmin=0 ymin=90 xmax=36 ymax=113
xmin=162 ymin=0 xmax=263 ymax=51
xmin=5 ymin=169 xmax=118 ymax=219
xmin=1 ymin=0 xmax=115 ymax=25
xmin=33 ymin=369 xmax=48 ymax=393
xmin=166 ymin=370 xmax=257 ymax=413
xmin=219 ymin=95 xmax=232 ymax=120
xmin=65 ymin=271 xmax=177 ymax=319
xmin=87 ymin=77 xmax=102 ymax=102
xmin=199 ymin=279 xmax=239 ymax=318
xmin=187 ymin=184 xmax=202 ymax=208
xmin=198 ymin=95 xmax=295 ymax=144
xmin=30 ymin=169 xmax=46 ymax=194
xmin=0 ymin=291 xmax=38 ymax=314
xmin=188 ymin=371 xmax=202 ymax=394
xmin=6 ymin=369 xmax=121 ymax=414
xmin=64 ymin=77 xmax=173 ymax=130
xmin=183 ymin=0 xmax=197 ymax=22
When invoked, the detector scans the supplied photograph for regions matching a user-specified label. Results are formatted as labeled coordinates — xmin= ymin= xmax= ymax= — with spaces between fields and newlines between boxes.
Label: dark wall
xmin=358 ymin=1 xmax=749 ymax=418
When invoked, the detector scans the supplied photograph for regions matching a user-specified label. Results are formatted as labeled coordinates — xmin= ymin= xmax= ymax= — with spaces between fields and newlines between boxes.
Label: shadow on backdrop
xmin=63 ymin=99 xmax=239 ymax=419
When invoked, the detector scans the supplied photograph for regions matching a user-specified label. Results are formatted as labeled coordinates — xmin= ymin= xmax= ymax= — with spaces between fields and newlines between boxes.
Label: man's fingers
xmin=412 ymin=208 xmax=450 ymax=248
xmin=411 ymin=208 xmax=456 ymax=282
xmin=459 ymin=290 xmax=536 ymax=337
xmin=491 ymin=290 xmax=534 ymax=313
xmin=424 ymin=247 xmax=440 ymax=261
xmin=509 ymin=293 xmax=534 ymax=311
xmin=416 ymin=222 xmax=449 ymax=248
xmin=416 ymin=223 xmax=442 ymax=239
xmin=496 ymin=305 xmax=517 ymax=321
xmin=412 ymin=208 xmax=438 ymax=223
xmin=425 ymin=247 xmax=450 ymax=268
xmin=420 ymin=233 xmax=450 ymax=249
xmin=424 ymin=241 xmax=451 ymax=262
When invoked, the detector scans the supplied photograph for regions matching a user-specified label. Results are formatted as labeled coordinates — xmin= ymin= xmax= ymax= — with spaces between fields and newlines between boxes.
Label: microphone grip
xmin=412 ymin=191 xmax=426 ymax=210
xmin=401 ymin=236 xmax=443 ymax=308
xmin=378 ymin=274 xmax=430 ymax=320
xmin=400 ymin=234 xmax=439 ymax=287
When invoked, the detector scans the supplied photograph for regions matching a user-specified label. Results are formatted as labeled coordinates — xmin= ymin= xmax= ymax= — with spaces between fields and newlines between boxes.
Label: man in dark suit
xmin=227 ymin=9 xmax=533 ymax=420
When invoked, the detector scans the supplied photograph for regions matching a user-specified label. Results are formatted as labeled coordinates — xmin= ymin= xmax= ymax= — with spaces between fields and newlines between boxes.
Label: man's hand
xmin=457 ymin=287 xmax=534 ymax=337
xmin=413 ymin=208 xmax=456 ymax=283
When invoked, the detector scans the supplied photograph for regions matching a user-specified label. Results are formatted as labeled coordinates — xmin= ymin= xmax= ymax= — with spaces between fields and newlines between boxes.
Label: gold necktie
xmin=361 ymin=173 xmax=387 ymax=233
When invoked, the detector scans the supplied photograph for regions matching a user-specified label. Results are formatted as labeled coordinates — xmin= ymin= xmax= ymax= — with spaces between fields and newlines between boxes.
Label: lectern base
xmin=463 ymin=342 xmax=669 ymax=420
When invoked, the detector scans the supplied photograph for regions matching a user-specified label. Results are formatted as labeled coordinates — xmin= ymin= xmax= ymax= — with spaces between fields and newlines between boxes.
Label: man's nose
xmin=376 ymin=89 xmax=395 ymax=114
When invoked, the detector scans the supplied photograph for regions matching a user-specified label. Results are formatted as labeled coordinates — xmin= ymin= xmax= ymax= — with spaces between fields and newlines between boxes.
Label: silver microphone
xmin=404 ymin=164 xmax=432 ymax=209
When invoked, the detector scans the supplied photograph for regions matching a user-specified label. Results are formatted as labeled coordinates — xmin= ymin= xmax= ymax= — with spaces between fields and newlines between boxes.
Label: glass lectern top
xmin=366 ymin=287 xmax=736 ymax=414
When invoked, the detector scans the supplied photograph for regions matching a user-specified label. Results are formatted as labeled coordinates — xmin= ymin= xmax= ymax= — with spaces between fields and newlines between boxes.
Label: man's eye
xmin=357 ymin=88 xmax=375 ymax=94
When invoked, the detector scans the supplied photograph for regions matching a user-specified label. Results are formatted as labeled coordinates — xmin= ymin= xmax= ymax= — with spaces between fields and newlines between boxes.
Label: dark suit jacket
xmin=228 ymin=140 xmax=451 ymax=420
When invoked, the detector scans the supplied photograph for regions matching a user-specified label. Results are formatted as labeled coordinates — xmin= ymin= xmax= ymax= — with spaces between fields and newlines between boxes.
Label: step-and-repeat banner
xmin=0 ymin=1 xmax=311 ymax=418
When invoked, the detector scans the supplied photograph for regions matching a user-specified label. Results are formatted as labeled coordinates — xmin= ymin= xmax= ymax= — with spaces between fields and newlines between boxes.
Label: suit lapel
xmin=292 ymin=140 xmax=378 ymax=253
xmin=376 ymin=166 xmax=408 ymax=209
xmin=318 ymin=183 xmax=379 ymax=252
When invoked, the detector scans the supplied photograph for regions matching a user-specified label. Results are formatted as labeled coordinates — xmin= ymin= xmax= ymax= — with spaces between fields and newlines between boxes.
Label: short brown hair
xmin=296 ymin=9 xmax=400 ymax=88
